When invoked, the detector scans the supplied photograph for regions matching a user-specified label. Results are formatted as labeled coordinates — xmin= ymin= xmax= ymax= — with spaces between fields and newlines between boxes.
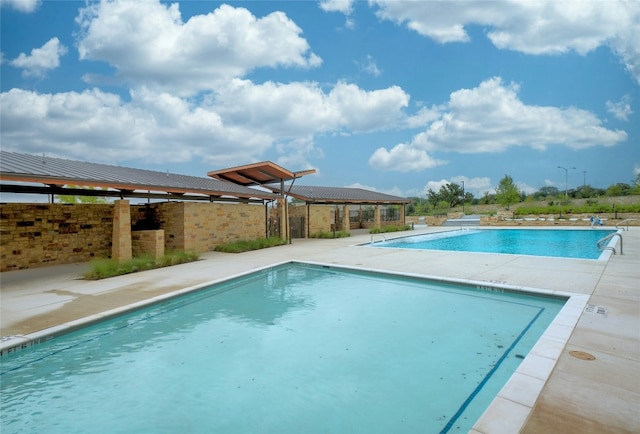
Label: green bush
xmin=309 ymin=231 xmax=351 ymax=239
xmin=370 ymin=225 xmax=412 ymax=234
xmin=84 ymin=250 xmax=200 ymax=280
xmin=213 ymin=237 xmax=287 ymax=253
xmin=514 ymin=202 xmax=640 ymax=216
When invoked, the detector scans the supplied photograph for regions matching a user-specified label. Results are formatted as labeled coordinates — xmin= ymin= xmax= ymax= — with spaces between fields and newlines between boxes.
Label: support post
xmin=112 ymin=199 xmax=132 ymax=262
xmin=278 ymin=196 xmax=288 ymax=242
xmin=342 ymin=204 xmax=350 ymax=233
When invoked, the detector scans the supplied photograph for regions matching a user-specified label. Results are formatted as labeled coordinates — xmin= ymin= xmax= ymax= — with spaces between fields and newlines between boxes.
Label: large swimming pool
xmin=369 ymin=228 xmax=617 ymax=259
xmin=0 ymin=262 xmax=566 ymax=433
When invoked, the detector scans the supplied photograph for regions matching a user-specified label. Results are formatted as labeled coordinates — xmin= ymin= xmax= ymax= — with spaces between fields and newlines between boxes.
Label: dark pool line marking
xmin=439 ymin=307 xmax=545 ymax=434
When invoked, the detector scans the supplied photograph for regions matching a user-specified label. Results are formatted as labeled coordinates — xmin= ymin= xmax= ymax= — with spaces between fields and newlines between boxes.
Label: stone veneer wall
xmin=288 ymin=205 xmax=334 ymax=237
xmin=0 ymin=203 xmax=113 ymax=271
xmin=1 ymin=201 xmax=269 ymax=271
xmin=155 ymin=201 xmax=267 ymax=252
xmin=131 ymin=230 xmax=165 ymax=259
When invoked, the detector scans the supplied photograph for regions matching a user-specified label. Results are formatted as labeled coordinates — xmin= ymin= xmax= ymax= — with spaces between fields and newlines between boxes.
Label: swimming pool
xmin=369 ymin=228 xmax=617 ymax=259
xmin=0 ymin=262 xmax=566 ymax=433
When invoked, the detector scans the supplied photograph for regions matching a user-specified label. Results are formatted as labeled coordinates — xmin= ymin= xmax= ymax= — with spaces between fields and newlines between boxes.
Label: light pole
xmin=583 ymin=171 xmax=587 ymax=187
xmin=558 ymin=166 xmax=576 ymax=204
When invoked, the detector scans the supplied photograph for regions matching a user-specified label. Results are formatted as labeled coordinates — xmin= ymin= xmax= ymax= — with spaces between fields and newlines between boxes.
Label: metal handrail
xmin=597 ymin=232 xmax=623 ymax=255
xmin=370 ymin=234 xmax=387 ymax=243
xmin=616 ymin=218 xmax=638 ymax=231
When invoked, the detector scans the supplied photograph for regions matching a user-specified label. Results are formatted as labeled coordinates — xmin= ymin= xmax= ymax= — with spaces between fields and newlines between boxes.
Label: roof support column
xmin=112 ymin=199 xmax=132 ymax=262
xmin=278 ymin=196 xmax=288 ymax=242
xmin=342 ymin=204 xmax=350 ymax=233
xmin=374 ymin=204 xmax=381 ymax=229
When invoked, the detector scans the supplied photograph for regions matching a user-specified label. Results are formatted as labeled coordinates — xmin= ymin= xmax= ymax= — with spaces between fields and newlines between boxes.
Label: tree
xmin=532 ymin=186 xmax=559 ymax=200
xmin=427 ymin=183 xmax=464 ymax=209
xmin=479 ymin=191 xmax=495 ymax=205
xmin=606 ymin=183 xmax=631 ymax=197
xmin=56 ymin=185 xmax=112 ymax=204
xmin=495 ymin=175 xmax=520 ymax=210
xmin=633 ymin=173 xmax=640 ymax=195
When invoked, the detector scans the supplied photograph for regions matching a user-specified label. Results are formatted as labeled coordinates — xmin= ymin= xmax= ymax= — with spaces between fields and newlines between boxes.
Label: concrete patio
xmin=1 ymin=226 xmax=638 ymax=433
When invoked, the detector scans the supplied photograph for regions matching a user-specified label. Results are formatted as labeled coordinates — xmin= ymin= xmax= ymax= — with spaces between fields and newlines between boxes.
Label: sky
xmin=1 ymin=0 xmax=639 ymax=200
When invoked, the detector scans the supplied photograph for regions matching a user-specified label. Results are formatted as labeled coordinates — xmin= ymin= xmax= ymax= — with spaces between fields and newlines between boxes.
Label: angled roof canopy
xmin=264 ymin=184 xmax=412 ymax=205
xmin=0 ymin=151 xmax=277 ymax=202
xmin=207 ymin=161 xmax=315 ymax=186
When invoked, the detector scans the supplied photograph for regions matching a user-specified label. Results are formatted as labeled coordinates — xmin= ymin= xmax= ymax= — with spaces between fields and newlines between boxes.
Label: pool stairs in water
xmin=442 ymin=214 xmax=481 ymax=227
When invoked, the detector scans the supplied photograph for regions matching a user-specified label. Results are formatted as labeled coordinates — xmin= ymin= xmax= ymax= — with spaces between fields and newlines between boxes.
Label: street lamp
xmin=558 ymin=166 xmax=576 ymax=204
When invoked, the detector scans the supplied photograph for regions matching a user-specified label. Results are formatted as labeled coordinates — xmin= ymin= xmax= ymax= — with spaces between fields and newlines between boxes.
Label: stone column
xmin=374 ymin=205 xmax=381 ymax=229
xmin=112 ymin=199 xmax=132 ymax=262
xmin=342 ymin=204 xmax=350 ymax=232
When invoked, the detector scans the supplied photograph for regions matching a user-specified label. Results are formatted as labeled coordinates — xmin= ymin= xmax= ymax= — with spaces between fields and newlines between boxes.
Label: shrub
xmin=84 ymin=250 xmax=200 ymax=280
xmin=370 ymin=225 xmax=412 ymax=234
xmin=213 ymin=237 xmax=287 ymax=253
xmin=309 ymin=231 xmax=351 ymax=239
xmin=514 ymin=202 xmax=640 ymax=216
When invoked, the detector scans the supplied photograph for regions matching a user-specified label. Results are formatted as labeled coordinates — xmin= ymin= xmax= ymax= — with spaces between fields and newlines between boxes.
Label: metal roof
xmin=207 ymin=161 xmax=315 ymax=186
xmin=0 ymin=151 xmax=277 ymax=202
xmin=265 ymin=184 xmax=412 ymax=205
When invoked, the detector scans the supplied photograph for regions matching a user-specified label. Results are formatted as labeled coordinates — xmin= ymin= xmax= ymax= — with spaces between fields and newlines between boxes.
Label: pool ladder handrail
xmin=616 ymin=218 xmax=638 ymax=231
xmin=597 ymin=232 xmax=623 ymax=255
xmin=370 ymin=234 xmax=387 ymax=243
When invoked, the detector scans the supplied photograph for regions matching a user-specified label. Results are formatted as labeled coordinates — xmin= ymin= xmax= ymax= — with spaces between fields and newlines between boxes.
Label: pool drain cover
xmin=569 ymin=350 xmax=596 ymax=361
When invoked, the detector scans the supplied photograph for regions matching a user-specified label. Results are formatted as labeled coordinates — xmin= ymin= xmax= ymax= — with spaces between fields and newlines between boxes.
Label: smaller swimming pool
xmin=369 ymin=228 xmax=617 ymax=260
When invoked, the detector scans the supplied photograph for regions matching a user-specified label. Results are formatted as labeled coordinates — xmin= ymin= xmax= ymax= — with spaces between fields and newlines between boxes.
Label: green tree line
xmin=408 ymin=173 xmax=640 ymax=215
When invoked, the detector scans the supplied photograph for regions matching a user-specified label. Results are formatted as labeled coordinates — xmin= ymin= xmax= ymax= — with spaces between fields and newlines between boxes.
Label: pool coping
xmin=360 ymin=227 xmax=620 ymax=262
xmin=0 ymin=259 xmax=589 ymax=433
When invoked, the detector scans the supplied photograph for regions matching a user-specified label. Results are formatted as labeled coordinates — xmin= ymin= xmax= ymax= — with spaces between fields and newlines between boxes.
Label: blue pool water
xmin=1 ymin=263 xmax=566 ymax=433
xmin=371 ymin=229 xmax=616 ymax=259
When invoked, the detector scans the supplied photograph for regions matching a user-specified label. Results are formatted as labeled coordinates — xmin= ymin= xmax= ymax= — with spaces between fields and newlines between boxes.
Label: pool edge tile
xmin=471 ymin=396 xmax=532 ymax=434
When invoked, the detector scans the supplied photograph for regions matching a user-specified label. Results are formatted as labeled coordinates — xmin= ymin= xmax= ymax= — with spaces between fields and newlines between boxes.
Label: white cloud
xmin=424 ymin=179 xmax=450 ymax=193
xmin=10 ymin=37 xmax=67 ymax=78
xmin=415 ymin=77 xmax=627 ymax=153
xmin=405 ymin=105 xmax=443 ymax=128
xmin=422 ymin=176 xmax=492 ymax=197
xmin=370 ymin=77 xmax=627 ymax=172
xmin=214 ymin=79 xmax=409 ymax=136
xmin=0 ymin=78 xmax=410 ymax=168
xmin=515 ymin=182 xmax=536 ymax=195
xmin=275 ymin=135 xmax=323 ymax=170
xmin=371 ymin=0 xmax=640 ymax=84
xmin=327 ymin=82 xmax=409 ymax=132
xmin=369 ymin=143 xmax=447 ymax=172
xmin=357 ymin=55 xmax=381 ymax=77
xmin=0 ymin=88 xmax=272 ymax=165
xmin=319 ymin=0 xmax=354 ymax=15
xmin=76 ymin=1 xmax=322 ymax=95
xmin=0 ymin=0 xmax=40 ymax=13
xmin=606 ymin=96 xmax=633 ymax=121
xmin=450 ymin=175 xmax=492 ymax=193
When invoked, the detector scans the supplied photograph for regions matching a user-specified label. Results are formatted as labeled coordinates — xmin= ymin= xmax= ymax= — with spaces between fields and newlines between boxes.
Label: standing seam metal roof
xmin=265 ymin=184 xmax=412 ymax=204
xmin=0 ymin=151 xmax=277 ymax=200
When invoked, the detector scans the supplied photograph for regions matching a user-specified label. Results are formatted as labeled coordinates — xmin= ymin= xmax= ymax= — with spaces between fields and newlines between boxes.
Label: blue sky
xmin=1 ymin=0 xmax=639 ymax=199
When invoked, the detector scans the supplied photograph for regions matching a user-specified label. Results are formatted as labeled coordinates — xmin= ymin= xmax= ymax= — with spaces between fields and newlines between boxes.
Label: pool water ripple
xmin=0 ymin=263 xmax=566 ymax=433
